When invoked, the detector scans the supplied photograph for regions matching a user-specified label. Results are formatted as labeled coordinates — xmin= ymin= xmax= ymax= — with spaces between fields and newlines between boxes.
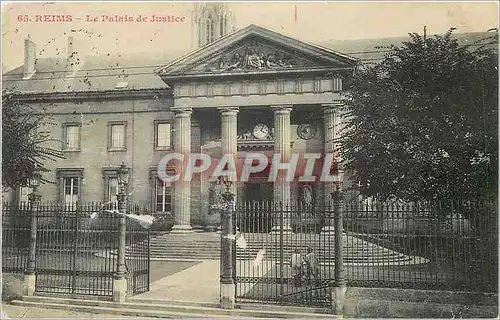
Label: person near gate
xmin=290 ymin=249 xmax=305 ymax=286
xmin=304 ymin=247 xmax=319 ymax=285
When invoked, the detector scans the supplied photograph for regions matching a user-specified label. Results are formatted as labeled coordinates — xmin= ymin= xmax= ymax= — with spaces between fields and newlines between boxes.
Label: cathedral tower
xmin=191 ymin=3 xmax=236 ymax=49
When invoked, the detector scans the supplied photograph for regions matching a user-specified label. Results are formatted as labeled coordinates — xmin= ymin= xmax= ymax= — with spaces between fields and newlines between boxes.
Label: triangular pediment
xmin=156 ymin=24 xmax=358 ymax=79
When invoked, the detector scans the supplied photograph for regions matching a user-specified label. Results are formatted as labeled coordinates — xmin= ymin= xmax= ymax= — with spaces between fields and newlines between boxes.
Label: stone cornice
xmin=5 ymin=88 xmax=172 ymax=103
xmin=162 ymin=67 xmax=352 ymax=84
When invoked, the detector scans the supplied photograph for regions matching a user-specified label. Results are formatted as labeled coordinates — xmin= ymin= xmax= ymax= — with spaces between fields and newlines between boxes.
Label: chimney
xmin=23 ymin=36 xmax=36 ymax=79
xmin=67 ymin=36 xmax=80 ymax=73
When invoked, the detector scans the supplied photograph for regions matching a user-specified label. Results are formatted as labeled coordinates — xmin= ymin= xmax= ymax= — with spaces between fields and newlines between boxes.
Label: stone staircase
xmin=127 ymin=231 xmax=428 ymax=266
xmin=146 ymin=232 xmax=221 ymax=260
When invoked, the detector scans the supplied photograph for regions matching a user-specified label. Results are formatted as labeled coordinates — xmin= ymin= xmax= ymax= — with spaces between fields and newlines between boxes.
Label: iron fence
xmin=2 ymin=202 xmax=31 ymax=273
xmin=343 ymin=198 xmax=498 ymax=293
xmin=233 ymin=198 xmax=498 ymax=306
xmin=2 ymin=201 xmax=151 ymax=297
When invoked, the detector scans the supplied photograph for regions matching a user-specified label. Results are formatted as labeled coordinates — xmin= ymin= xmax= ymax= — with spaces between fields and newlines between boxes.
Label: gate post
xmin=113 ymin=193 xmax=128 ymax=302
xmin=24 ymin=190 xmax=41 ymax=296
xmin=220 ymin=184 xmax=235 ymax=309
xmin=331 ymin=187 xmax=346 ymax=315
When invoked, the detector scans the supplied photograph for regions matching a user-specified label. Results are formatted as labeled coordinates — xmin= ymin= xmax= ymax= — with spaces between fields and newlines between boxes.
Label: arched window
xmin=220 ymin=15 xmax=226 ymax=37
xmin=207 ymin=14 xmax=215 ymax=44
xmin=198 ymin=18 xmax=203 ymax=47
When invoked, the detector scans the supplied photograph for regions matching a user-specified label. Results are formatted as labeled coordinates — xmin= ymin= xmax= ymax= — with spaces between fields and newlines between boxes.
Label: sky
xmin=2 ymin=1 xmax=498 ymax=72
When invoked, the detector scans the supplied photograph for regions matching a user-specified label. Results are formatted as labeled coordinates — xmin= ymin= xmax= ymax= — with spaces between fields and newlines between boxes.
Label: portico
xmin=156 ymin=24 xmax=357 ymax=232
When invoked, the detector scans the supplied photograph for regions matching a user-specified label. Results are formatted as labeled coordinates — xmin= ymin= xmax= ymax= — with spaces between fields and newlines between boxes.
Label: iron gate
xmin=233 ymin=202 xmax=332 ymax=307
xmin=34 ymin=203 xmax=120 ymax=295
xmin=2 ymin=202 xmax=153 ymax=297
xmin=125 ymin=214 xmax=150 ymax=295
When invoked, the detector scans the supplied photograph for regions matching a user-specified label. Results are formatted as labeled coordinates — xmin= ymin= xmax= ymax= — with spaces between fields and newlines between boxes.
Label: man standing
xmin=304 ymin=247 xmax=319 ymax=285
xmin=290 ymin=249 xmax=304 ymax=286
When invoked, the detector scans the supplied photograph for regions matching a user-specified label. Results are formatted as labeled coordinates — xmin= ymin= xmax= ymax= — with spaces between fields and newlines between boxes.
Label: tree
xmin=2 ymin=91 xmax=64 ymax=190
xmin=339 ymin=28 xmax=498 ymax=202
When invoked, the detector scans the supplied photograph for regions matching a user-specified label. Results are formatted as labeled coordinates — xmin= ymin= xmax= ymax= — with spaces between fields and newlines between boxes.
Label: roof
xmin=3 ymin=27 xmax=496 ymax=95
xmin=318 ymin=31 xmax=497 ymax=67
xmin=2 ymin=50 xmax=189 ymax=94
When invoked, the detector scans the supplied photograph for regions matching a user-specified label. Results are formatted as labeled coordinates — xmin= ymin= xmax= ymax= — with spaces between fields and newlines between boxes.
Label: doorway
xmin=240 ymin=182 xmax=274 ymax=233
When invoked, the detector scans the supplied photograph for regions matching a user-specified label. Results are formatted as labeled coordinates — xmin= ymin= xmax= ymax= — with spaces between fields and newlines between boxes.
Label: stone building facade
xmin=4 ymin=4 xmax=489 ymax=231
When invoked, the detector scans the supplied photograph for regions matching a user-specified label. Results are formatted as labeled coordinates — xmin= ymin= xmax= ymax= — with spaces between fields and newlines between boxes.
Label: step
xmin=10 ymin=300 xmax=233 ymax=319
xmin=15 ymin=296 xmax=340 ymax=318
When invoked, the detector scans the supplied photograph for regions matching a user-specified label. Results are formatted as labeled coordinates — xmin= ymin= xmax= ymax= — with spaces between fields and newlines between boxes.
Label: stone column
xmin=172 ymin=108 xmax=193 ymax=233
xmin=219 ymin=107 xmax=239 ymax=196
xmin=322 ymin=104 xmax=342 ymax=233
xmin=271 ymin=105 xmax=293 ymax=233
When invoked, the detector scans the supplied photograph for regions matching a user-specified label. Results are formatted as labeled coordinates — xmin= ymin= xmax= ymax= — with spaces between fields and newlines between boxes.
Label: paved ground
xmin=1 ymin=303 xmax=154 ymax=319
xmin=132 ymin=260 xmax=221 ymax=303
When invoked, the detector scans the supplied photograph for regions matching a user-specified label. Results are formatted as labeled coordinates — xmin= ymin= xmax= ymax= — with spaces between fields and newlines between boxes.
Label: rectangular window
xmin=108 ymin=122 xmax=126 ymax=150
xmin=64 ymin=177 xmax=79 ymax=207
xmin=108 ymin=177 xmax=119 ymax=206
xmin=111 ymin=124 xmax=125 ymax=148
xmin=155 ymin=122 xmax=171 ymax=149
xmin=64 ymin=125 xmax=80 ymax=150
xmin=155 ymin=178 xmax=172 ymax=212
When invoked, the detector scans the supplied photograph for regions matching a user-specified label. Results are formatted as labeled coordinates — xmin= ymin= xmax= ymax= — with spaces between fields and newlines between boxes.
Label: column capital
xmin=172 ymin=107 xmax=192 ymax=117
xmin=271 ymin=105 xmax=293 ymax=115
xmin=218 ymin=107 xmax=239 ymax=116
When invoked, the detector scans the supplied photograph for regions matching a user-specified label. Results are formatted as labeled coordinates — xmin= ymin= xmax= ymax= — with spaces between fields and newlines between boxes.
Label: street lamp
xmin=332 ymin=169 xmax=345 ymax=193
xmin=116 ymin=161 xmax=130 ymax=212
xmin=114 ymin=161 xmax=130 ymax=303
xmin=28 ymin=171 xmax=41 ymax=189
xmin=117 ymin=161 xmax=130 ymax=194
xmin=28 ymin=164 xmax=42 ymax=203
xmin=220 ymin=175 xmax=233 ymax=201
xmin=219 ymin=174 xmax=236 ymax=309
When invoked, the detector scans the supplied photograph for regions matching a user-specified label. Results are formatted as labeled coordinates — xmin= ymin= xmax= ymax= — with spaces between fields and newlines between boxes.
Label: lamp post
xmin=220 ymin=176 xmax=236 ymax=309
xmin=331 ymin=166 xmax=346 ymax=315
xmin=113 ymin=161 xmax=130 ymax=303
xmin=24 ymin=164 xmax=42 ymax=296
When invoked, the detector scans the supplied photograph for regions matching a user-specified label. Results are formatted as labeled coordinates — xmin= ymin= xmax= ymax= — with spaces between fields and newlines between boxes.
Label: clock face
xmin=297 ymin=124 xmax=317 ymax=140
xmin=252 ymin=123 xmax=270 ymax=139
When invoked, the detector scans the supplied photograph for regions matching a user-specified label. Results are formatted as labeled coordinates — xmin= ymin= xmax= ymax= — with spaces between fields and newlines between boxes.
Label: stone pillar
xmin=172 ymin=108 xmax=193 ymax=233
xmin=219 ymin=107 xmax=238 ymax=196
xmin=271 ymin=105 xmax=293 ymax=233
xmin=24 ymin=192 xmax=41 ymax=296
xmin=322 ymin=104 xmax=341 ymax=233
xmin=331 ymin=189 xmax=346 ymax=315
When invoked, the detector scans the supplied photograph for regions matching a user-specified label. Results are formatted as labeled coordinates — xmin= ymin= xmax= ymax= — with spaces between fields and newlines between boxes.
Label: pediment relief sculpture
xmin=202 ymin=40 xmax=312 ymax=73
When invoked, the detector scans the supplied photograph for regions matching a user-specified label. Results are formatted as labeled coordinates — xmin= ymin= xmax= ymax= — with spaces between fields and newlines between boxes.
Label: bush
xmin=2 ymin=273 xmax=23 ymax=302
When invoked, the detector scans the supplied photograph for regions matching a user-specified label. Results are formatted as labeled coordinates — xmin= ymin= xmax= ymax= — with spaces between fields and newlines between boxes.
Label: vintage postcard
xmin=1 ymin=1 xmax=498 ymax=319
